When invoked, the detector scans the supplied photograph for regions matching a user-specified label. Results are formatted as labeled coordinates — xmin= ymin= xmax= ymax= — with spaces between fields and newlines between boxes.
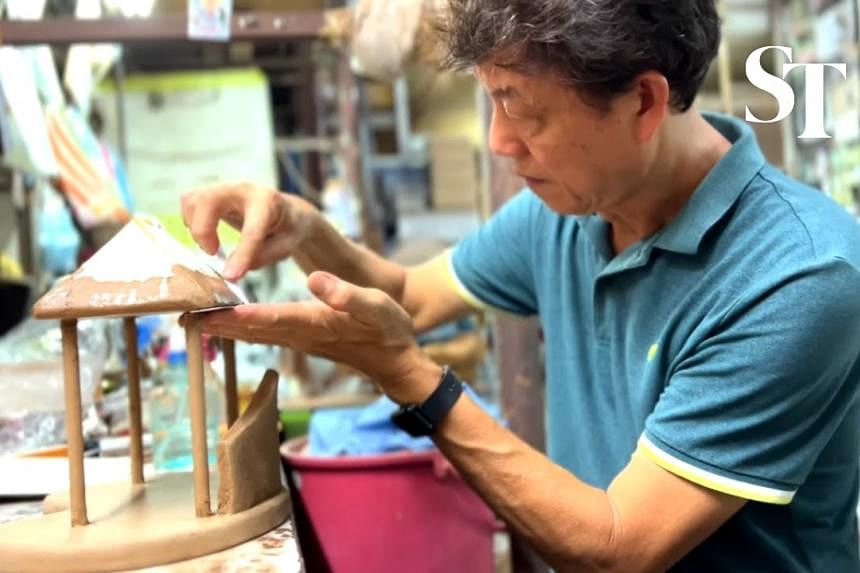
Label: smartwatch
xmin=391 ymin=367 xmax=464 ymax=437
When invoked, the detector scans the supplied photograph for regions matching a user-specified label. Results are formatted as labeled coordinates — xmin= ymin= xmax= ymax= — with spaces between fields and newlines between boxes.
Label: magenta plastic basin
xmin=281 ymin=438 xmax=502 ymax=573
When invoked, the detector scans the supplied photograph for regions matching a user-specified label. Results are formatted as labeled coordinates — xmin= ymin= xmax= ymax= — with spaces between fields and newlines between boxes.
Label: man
xmin=181 ymin=1 xmax=860 ymax=571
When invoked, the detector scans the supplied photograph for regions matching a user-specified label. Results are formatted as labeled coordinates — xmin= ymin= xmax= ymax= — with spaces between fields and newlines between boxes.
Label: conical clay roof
xmin=34 ymin=217 xmax=244 ymax=319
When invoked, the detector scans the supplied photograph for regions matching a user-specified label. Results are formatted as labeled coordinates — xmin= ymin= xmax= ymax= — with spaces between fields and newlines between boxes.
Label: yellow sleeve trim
xmin=438 ymin=249 xmax=536 ymax=319
xmin=440 ymin=249 xmax=493 ymax=312
xmin=637 ymin=436 xmax=795 ymax=505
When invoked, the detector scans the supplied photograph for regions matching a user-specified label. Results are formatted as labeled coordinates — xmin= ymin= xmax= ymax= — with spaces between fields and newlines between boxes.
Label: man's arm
xmin=292 ymin=218 xmax=474 ymax=333
xmin=196 ymin=271 xmax=746 ymax=572
xmin=432 ymin=388 xmax=746 ymax=573
xmin=182 ymin=184 xmax=473 ymax=333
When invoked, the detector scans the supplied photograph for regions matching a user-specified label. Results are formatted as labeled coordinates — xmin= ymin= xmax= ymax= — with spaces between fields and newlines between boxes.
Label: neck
xmin=601 ymin=112 xmax=731 ymax=254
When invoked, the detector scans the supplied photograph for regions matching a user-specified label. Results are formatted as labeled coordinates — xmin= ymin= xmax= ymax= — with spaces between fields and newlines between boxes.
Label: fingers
xmin=203 ymin=304 xmax=296 ymax=328
xmin=191 ymin=205 xmax=223 ymax=256
xmin=198 ymin=303 xmax=342 ymax=347
xmin=181 ymin=185 xmax=239 ymax=257
xmin=308 ymin=272 xmax=394 ymax=324
xmin=223 ymin=195 xmax=277 ymax=282
xmin=183 ymin=184 xmax=288 ymax=281
xmin=201 ymin=303 xmax=311 ymax=333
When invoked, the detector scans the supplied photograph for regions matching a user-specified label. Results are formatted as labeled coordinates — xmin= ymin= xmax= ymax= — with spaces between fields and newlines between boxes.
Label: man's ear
xmin=632 ymin=71 xmax=670 ymax=143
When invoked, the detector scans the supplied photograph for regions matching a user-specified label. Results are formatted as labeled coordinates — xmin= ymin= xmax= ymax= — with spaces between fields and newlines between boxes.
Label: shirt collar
xmin=653 ymin=113 xmax=766 ymax=255
xmin=576 ymin=113 xmax=766 ymax=258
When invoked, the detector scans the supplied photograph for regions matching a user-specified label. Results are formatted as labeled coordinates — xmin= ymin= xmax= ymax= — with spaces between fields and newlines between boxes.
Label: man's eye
xmin=500 ymin=99 xmax=530 ymax=119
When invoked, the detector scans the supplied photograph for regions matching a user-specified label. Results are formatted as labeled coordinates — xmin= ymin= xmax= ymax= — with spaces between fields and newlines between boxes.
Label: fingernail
xmin=223 ymin=264 xmax=239 ymax=281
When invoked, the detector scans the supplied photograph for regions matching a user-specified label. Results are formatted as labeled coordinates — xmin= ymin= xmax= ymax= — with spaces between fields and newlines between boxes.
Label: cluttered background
xmin=0 ymin=1 xmax=859 ymax=572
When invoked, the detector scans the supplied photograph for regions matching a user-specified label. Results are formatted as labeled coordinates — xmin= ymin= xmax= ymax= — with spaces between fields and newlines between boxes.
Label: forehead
xmin=475 ymin=63 xmax=534 ymax=94
xmin=475 ymin=61 xmax=572 ymax=105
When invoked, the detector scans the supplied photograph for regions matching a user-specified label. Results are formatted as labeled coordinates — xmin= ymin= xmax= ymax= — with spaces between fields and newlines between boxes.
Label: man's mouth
xmin=519 ymin=174 xmax=547 ymax=187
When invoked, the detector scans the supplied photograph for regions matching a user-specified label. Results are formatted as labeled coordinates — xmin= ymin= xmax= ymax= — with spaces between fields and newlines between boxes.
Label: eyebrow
xmin=490 ymin=86 xmax=519 ymax=99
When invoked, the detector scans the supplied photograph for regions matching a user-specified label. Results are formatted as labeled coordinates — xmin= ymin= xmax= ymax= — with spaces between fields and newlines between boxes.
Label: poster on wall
xmin=94 ymin=68 xmax=278 ymax=246
xmin=188 ymin=0 xmax=233 ymax=42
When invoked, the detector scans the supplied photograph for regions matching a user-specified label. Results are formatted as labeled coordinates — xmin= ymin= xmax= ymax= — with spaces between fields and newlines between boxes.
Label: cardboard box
xmin=428 ymin=136 xmax=479 ymax=211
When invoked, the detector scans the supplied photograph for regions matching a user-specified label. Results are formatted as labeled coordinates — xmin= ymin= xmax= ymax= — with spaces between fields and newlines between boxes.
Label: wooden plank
xmin=0 ymin=12 xmax=325 ymax=46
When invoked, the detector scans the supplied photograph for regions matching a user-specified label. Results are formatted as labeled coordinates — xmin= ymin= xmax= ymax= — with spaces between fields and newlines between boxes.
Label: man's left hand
xmin=198 ymin=271 xmax=442 ymax=404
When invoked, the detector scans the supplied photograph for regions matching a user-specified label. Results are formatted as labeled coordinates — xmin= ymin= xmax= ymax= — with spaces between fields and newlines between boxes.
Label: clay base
xmin=0 ymin=473 xmax=291 ymax=573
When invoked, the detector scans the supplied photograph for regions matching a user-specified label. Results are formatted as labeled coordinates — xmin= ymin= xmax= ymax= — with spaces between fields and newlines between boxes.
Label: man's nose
xmin=488 ymin=108 xmax=528 ymax=159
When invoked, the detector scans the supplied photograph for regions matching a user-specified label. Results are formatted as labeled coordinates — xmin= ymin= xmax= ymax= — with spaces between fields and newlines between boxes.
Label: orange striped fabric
xmin=45 ymin=108 xmax=129 ymax=227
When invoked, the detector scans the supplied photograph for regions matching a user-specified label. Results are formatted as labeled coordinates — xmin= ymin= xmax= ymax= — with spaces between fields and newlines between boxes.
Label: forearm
xmin=432 ymin=394 xmax=620 ymax=572
xmin=293 ymin=215 xmax=474 ymax=334
xmin=293 ymin=215 xmax=408 ymax=303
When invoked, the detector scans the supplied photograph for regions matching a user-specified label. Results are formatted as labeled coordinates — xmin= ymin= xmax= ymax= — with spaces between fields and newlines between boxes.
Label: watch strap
xmin=392 ymin=367 xmax=464 ymax=437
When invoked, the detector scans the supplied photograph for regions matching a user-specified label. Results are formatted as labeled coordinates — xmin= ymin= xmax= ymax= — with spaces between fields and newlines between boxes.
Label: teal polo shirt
xmin=448 ymin=113 xmax=860 ymax=572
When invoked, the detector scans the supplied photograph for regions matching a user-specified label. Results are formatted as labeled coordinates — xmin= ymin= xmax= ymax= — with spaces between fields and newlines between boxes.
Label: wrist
xmin=386 ymin=352 xmax=444 ymax=406
xmin=391 ymin=365 xmax=464 ymax=438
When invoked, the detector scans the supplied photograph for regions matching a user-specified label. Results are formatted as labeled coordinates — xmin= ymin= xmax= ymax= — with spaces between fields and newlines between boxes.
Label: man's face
xmin=476 ymin=63 xmax=649 ymax=216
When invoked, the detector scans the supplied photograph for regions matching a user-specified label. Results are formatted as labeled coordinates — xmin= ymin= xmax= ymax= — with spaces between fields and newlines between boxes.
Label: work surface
xmin=0 ymin=501 xmax=305 ymax=573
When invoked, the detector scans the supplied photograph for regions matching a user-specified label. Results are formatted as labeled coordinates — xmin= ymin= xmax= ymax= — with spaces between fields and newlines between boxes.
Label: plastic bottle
xmin=149 ymin=348 xmax=221 ymax=473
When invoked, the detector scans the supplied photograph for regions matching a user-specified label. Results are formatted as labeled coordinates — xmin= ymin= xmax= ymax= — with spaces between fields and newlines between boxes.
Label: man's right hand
xmin=182 ymin=182 xmax=476 ymax=335
xmin=181 ymin=183 xmax=317 ymax=281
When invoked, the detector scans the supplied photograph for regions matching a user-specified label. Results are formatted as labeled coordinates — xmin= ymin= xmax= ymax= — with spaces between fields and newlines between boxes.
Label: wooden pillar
xmin=184 ymin=314 xmax=212 ymax=518
xmin=481 ymin=95 xmax=548 ymax=573
xmin=337 ymin=55 xmax=383 ymax=253
xmin=222 ymin=337 xmax=239 ymax=427
xmin=61 ymin=319 xmax=89 ymax=526
xmin=123 ymin=317 xmax=145 ymax=485
xmin=298 ymin=43 xmax=323 ymax=193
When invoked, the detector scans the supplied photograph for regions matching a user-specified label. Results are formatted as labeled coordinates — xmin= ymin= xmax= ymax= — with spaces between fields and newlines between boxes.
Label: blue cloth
xmin=416 ymin=317 xmax=478 ymax=345
xmin=450 ymin=113 xmax=860 ymax=572
xmin=309 ymin=384 xmax=502 ymax=457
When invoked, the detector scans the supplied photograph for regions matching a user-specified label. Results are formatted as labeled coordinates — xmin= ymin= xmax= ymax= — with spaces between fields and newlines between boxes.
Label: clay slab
xmin=0 ymin=473 xmax=291 ymax=573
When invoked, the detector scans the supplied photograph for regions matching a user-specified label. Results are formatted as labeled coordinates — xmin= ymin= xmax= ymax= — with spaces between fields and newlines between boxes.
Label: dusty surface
xmin=0 ymin=473 xmax=293 ymax=573
xmin=0 ymin=500 xmax=303 ymax=572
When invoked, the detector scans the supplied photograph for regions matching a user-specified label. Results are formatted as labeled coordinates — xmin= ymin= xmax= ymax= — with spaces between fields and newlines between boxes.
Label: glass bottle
xmin=149 ymin=350 xmax=220 ymax=472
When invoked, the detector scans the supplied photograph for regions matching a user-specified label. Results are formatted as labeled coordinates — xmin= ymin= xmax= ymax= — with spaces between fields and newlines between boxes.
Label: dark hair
xmin=440 ymin=0 xmax=721 ymax=112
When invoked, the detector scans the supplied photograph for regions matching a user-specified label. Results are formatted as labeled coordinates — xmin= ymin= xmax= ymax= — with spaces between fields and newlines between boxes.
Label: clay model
xmin=0 ymin=217 xmax=291 ymax=573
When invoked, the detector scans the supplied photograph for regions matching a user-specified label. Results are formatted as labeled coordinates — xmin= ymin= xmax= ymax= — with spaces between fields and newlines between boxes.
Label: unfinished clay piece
xmin=0 ymin=369 xmax=292 ymax=573
xmin=33 ymin=217 xmax=243 ymax=319
xmin=0 ymin=219 xmax=294 ymax=572
xmin=0 ymin=474 xmax=291 ymax=573
xmin=218 ymin=369 xmax=282 ymax=514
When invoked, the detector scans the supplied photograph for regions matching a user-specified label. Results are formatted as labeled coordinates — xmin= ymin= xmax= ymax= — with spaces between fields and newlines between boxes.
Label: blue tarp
xmin=309 ymin=386 xmax=503 ymax=457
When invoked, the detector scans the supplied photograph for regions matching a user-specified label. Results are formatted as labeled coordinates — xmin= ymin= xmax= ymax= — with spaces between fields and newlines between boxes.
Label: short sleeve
xmin=640 ymin=258 xmax=860 ymax=504
xmin=449 ymin=189 xmax=539 ymax=316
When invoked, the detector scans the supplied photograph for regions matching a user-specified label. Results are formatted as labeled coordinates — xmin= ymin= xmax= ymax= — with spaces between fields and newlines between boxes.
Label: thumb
xmin=308 ymin=272 xmax=383 ymax=322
